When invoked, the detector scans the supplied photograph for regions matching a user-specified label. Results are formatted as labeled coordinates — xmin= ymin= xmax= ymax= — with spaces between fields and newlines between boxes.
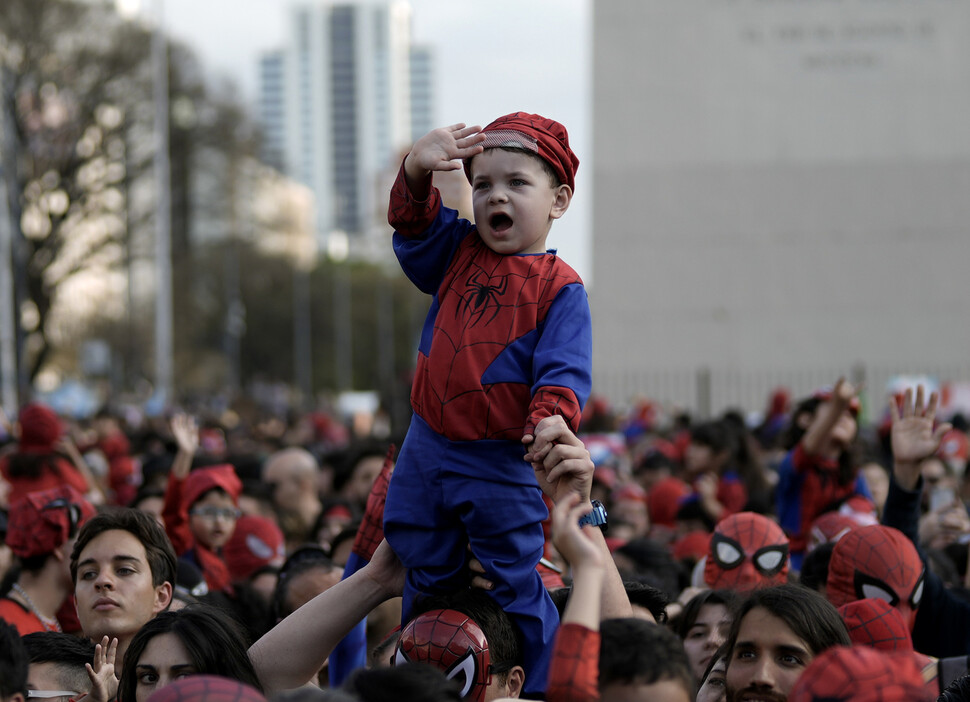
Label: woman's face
xmin=135 ymin=632 xmax=196 ymax=702
xmin=682 ymin=603 xmax=731 ymax=681
xmin=695 ymin=655 xmax=727 ymax=702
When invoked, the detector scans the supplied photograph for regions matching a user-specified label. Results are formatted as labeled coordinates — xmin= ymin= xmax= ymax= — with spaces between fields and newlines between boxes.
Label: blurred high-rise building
xmin=258 ymin=1 xmax=429 ymax=251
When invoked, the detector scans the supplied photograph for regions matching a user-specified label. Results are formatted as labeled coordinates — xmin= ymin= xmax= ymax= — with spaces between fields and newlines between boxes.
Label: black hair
xmin=599 ymin=618 xmax=693 ymax=695
xmin=330 ymin=439 xmax=390 ymax=495
xmin=272 ymin=546 xmax=337 ymax=621
xmin=674 ymin=590 xmax=737 ymax=641
xmin=342 ymin=662 xmax=463 ymax=702
xmin=71 ymin=507 xmax=177 ymax=588
xmin=725 ymin=584 xmax=850 ymax=661
xmin=799 ymin=541 xmax=836 ymax=592
xmin=613 ymin=538 xmax=688 ymax=599
xmin=21 ymin=632 xmax=96 ymax=693
xmin=128 ymin=485 xmax=165 ymax=511
xmin=410 ymin=589 xmax=523 ymax=679
xmin=939 ymin=673 xmax=970 ymax=702
xmin=624 ymin=580 xmax=671 ymax=623
xmin=0 ymin=620 xmax=28 ymax=700
xmin=118 ymin=604 xmax=262 ymax=702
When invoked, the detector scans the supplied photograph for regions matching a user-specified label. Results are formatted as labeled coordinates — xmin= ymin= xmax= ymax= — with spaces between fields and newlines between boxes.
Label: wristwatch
xmin=578 ymin=499 xmax=608 ymax=533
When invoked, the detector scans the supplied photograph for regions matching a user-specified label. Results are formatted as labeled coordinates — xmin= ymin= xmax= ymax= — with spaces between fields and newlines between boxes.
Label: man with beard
xmin=724 ymin=585 xmax=849 ymax=702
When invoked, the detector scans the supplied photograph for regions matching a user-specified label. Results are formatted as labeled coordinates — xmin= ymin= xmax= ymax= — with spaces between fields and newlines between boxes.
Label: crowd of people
xmin=0 ymin=380 xmax=965 ymax=702
xmin=1 ymin=113 xmax=969 ymax=702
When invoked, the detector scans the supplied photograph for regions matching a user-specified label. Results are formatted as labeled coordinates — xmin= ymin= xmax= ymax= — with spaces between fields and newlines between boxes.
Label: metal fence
xmin=593 ymin=363 xmax=970 ymax=421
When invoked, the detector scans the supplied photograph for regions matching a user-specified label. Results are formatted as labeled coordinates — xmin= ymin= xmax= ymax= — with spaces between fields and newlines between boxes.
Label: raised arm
xmin=249 ymin=539 xmax=406 ymax=695
xmin=801 ymin=378 xmax=861 ymax=456
xmin=889 ymin=386 xmax=951 ymax=491
xmin=525 ymin=415 xmax=632 ymax=619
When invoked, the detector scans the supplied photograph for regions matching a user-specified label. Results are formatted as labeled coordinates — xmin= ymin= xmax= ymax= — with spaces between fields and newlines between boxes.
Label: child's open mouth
xmin=489 ymin=213 xmax=513 ymax=233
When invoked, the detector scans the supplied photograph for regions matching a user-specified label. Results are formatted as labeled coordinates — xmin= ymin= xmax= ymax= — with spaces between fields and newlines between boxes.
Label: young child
xmin=162 ymin=413 xmax=242 ymax=593
xmin=776 ymin=379 xmax=873 ymax=569
xmin=383 ymin=113 xmax=592 ymax=695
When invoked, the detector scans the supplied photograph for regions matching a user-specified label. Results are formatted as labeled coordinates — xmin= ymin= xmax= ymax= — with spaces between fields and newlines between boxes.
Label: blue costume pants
xmin=384 ymin=414 xmax=559 ymax=696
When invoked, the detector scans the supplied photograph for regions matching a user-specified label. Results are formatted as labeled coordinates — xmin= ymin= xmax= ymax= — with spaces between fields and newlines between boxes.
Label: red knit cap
xmin=223 ymin=515 xmax=285 ymax=581
xmin=183 ymin=464 xmax=242 ymax=512
xmin=6 ymin=485 xmax=95 ymax=557
xmin=464 ymin=112 xmax=580 ymax=193
xmin=17 ymin=403 xmax=62 ymax=452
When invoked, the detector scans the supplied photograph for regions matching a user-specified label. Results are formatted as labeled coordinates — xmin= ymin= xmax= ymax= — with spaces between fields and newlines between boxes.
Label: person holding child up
xmin=383 ymin=113 xmax=592 ymax=696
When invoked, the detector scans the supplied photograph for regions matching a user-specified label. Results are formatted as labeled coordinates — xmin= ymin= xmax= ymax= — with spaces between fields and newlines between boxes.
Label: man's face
xmin=74 ymin=529 xmax=171 ymax=643
xmin=726 ymin=607 xmax=814 ymax=702
xmin=264 ymin=459 xmax=307 ymax=512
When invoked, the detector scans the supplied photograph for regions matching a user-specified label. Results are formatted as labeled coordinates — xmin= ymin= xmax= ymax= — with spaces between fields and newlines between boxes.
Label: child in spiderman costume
xmin=383 ymin=112 xmax=592 ymax=696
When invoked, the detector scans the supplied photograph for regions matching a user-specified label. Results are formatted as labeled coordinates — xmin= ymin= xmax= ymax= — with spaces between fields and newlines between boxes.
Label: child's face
xmin=828 ymin=406 xmax=858 ymax=447
xmin=469 ymin=148 xmax=570 ymax=256
xmin=189 ymin=489 xmax=239 ymax=551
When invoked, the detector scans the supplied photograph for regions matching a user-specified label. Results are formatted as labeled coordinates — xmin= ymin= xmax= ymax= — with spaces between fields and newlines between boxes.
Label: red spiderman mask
xmin=395 ymin=609 xmax=491 ymax=701
xmin=789 ymin=646 xmax=932 ymax=702
xmin=827 ymin=525 xmax=924 ymax=631
xmin=704 ymin=512 xmax=789 ymax=592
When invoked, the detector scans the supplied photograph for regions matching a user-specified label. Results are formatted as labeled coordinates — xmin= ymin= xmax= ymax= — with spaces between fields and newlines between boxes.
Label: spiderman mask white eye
xmin=712 ymin=535 xmax=744 ymax=569
xmin=753 ymin=545 xmax=788 ymax=576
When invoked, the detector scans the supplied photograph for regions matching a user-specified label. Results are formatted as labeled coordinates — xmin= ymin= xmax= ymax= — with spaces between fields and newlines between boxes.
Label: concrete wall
xmin=591 ymin=1 xmax=970 ymax=412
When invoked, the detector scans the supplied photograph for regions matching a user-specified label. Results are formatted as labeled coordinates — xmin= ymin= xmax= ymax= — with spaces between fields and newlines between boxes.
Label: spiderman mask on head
xmin=395 ymin=608 xmax=492 ymax=701
xmin=827 ymin=524 xmax=924 ymax=631
xmin=704 ymin=512 xmax=789 ymax=592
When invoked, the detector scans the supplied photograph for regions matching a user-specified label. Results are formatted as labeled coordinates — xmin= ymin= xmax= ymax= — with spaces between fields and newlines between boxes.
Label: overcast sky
xmin=152 ymin=0 xmax=593 ymax=281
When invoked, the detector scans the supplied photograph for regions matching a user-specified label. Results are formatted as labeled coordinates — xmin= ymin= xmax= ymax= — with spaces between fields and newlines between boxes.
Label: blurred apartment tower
xmin=258 ymin=1 xmax=431 ymax=257
xmin=591 ymin=2 xmax=970 ymax=414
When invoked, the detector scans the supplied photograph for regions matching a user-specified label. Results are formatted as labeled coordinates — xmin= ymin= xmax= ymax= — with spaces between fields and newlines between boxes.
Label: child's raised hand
xmin=832 ymin=377 xmax=863 ymax=405
xmin=405 ymin=123 xmax=485 ymax=179
xmin=170 ymin=413 xmax=199 ymax=458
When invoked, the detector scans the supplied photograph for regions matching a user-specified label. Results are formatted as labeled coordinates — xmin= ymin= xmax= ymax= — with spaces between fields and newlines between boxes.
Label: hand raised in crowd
xmin=890 ymin=385 xmax=951 ymax=489
xmin=523 ymin=414 xmax=594 ymax=506
xmin=84 ymin=636 xmax=119 ymax=702
xmin=169 ymin=412 xmax=199 ymax=479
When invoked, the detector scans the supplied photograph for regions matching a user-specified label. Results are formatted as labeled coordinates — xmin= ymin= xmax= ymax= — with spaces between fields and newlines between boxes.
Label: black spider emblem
xmin=459 ymin=271 xmax=508 ymax=326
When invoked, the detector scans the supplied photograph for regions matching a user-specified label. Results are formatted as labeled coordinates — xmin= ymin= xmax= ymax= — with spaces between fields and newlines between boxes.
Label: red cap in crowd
xmin=223 ymin=515 xmax=285 ymax=582
xmin=17 ymin=403 xmax=62 ymax=452
xmin=6 ymin=485 xmax=95 ymax=558
xmin=183 ymin=464 xmax=242 ymax=512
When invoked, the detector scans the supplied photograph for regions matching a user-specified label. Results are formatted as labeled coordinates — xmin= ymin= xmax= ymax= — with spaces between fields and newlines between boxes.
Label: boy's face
xmin=469 ymin=148 xmax=570 ymax=256
xmin=74 ymin=529 xmax=171 ymax=644
xmin=189 ymin=490 xmax=239 ymax=551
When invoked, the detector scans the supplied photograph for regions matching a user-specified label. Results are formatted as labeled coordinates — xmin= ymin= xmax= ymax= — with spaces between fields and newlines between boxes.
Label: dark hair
xmin=674 ymin=590 xmax=737 ymax=640
xmin=725 ymin=584 xmax=850 ymax=660
xmin=118 ymin=605 xmax=262 ymax=702
xmin=799 ymin=542 xmax=835 ymax=592
xmin=21 ymin=632 xmax=96 ymax=693
xmin=71 ymin=508 xmax=177 ymax=588
xmin=939 ymin=673 xmax=970 ymax=702
xmin=129 ymin=485 xmax=166 ymax=511
xmin=467 ymin=146 xmax=562 ymax=188
xmin=599 ymin=618 xmax=693 ymax=695
xmin=343 ymin=662 xmax=463 ymax=702
xmin=272 ymin=546 xmax=338 ymax=620
xmin=0 ymin=620 xmax=28 ymax=700
xmin=411 ymin=589 xmax=523 ymax=680
xmin=624 ymin=580 xmax=670 ymax=624
xmin=782 ymin=396 xmax=858 ymax=485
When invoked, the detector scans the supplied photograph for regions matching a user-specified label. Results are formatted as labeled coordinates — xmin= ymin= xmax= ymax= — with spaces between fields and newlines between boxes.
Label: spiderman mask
xmin=395 ymin=609 xmax=492 ymax=701
xmin=827 ymin=524 xmax=924 ymax=631
xmin=704 ymin=512 xmax=789 ymax=592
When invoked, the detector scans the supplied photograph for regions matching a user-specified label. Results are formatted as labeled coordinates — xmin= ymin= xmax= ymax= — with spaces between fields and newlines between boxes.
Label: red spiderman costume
xmin=826 ymin=524 xmax=924 ymax=631
xmin=384 ymin=113 xmax=592 ymax=696
xmin=788 ymin=646 xmax=934 ymax=702
xmin=703 ymin=512 xmax=790 ymax=592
